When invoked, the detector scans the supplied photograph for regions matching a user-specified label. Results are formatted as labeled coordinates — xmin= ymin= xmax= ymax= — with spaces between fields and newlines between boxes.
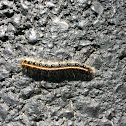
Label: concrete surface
xmin=0 ymin=0 xmax=126 ymax=126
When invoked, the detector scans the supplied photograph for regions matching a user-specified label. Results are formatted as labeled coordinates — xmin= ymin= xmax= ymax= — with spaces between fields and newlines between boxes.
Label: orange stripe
xmin=22 ymin=62 xmax=89 ymax=71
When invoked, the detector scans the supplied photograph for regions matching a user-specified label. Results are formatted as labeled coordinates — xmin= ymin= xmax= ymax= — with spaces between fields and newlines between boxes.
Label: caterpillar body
xmin=21 ymin=59 xmax=94 ymax=82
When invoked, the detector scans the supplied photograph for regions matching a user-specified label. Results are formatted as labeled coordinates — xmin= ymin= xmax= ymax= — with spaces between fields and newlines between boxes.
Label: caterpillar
xmin=21 ymin=59 xmax=95 ymax=82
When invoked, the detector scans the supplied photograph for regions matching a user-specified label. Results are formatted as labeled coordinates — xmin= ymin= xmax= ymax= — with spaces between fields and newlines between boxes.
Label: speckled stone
xmin=120 ymin=115 xmax=126 ymax=126
xmin=0 ymin=69 xmax=9 ymax=81
xmin=91 ymin=1 xmax=104 ymax=15
xmin=2 ymin=91 xmax=18 ymax=106
xmin=46 ymin=2 xmax=55 ymax=8
xmin=52 ymin=17 xmax=69 ymax=31
xmin=78 ymin=19 xmax=88 ymax=29
xmin=12 ymin=14 xmax=21 ymax=26
xmin=0 ymin=25 xmax=7 ymax=38
xmin=47 ymin=42 xmax=54 ymax=49
xmin=20 ymin=0 xmax=29 ymax=15
xmin=27 ymin=28 xmax=38 ymax=44
xmin=0 ymin=104 xmax=8 ymax=121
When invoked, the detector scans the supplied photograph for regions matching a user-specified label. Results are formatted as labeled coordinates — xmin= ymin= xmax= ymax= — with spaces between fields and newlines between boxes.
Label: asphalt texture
xmin=0 ymin=0 xmax=126 ymax=126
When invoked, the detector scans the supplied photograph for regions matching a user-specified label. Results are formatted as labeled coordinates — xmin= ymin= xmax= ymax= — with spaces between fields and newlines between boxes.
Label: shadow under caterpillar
xmin=21 ymin=59 xmax=95 ymax=82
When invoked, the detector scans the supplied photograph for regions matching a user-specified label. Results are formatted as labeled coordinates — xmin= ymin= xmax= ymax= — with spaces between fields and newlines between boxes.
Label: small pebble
xmin=27 ymin=28 xmax=38 ymax=44
xmin=7 ymin=23 xmax=15 ymax=32
xmin=46 ymin=2 xmax=55 ymax=8
xmin=78 ymin=0 xmax=88 ymax=8
xmin=78 ymin=19 xmax=88 ymax=29
xmin=0 ymin=105 xmax=8 ymax=121
xmin=47 ymin=42 xmax=54 ymax=49
xmin=91 ymin=1 xmax=104 ymax=15
xmin=0 ymin=25 xmax=7 ymax=38
xmin=20 ymin=86 xmax=33 ymax=98
xmin=52 ymin=17 xmax=69 ymax=31
xmin=78 ymin=0 xmax=87 ymax=4
xmin=20 ymin=0 xmax=29 ymax=15
xmin=12 ymin=14 xmax=21 ymax=26
xmin=0 ymin=69 xmax=9 ymax=81
xmin=79 ymin=40 xmax=92 ymax=47
xmin=120 ymin=116 xmax=126 ymax=126
xmin=59 ymin=20 xmax=69 ymax=31
xmin=38 ymin=18 xmax=47 ymax=26
xmin=2 ymin=91 xmax=18 ymax=106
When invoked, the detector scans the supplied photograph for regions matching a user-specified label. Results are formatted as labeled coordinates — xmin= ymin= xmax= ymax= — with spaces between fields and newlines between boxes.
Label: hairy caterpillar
xmin=21 ymin=59 xmax=95 ymax=82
